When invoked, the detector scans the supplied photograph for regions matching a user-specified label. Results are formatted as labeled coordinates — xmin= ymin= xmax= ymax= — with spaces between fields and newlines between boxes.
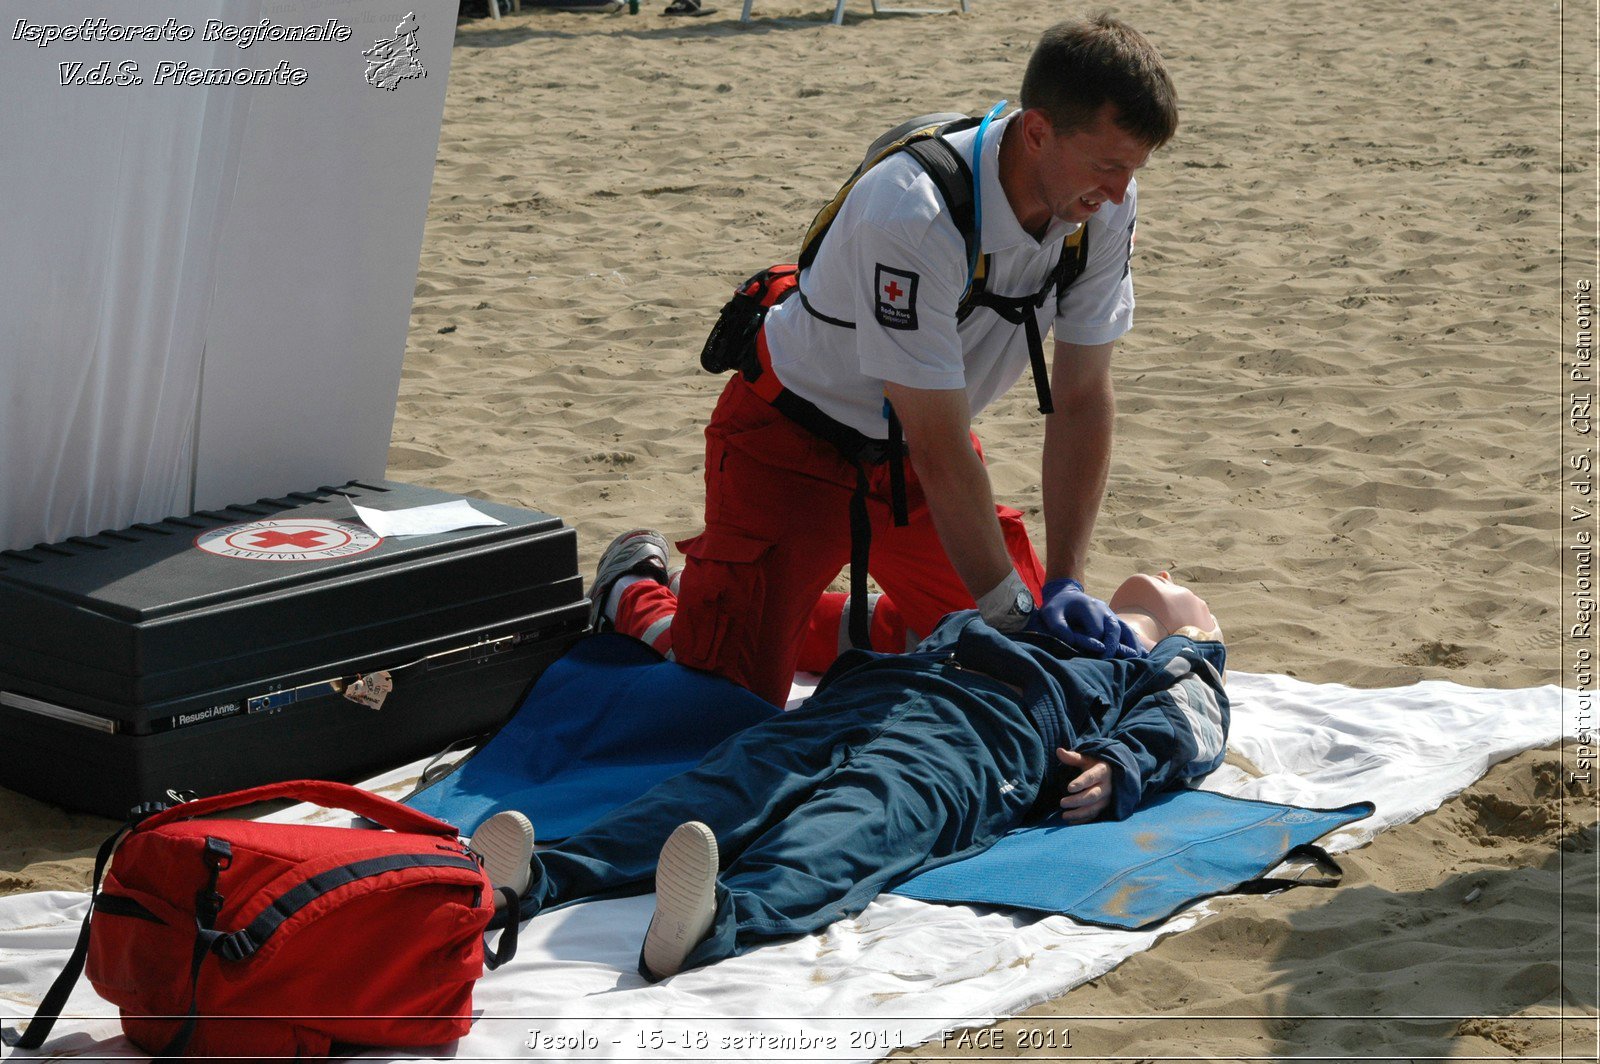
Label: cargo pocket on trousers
xmin=673 ymin=529 xmax=774 ymax=683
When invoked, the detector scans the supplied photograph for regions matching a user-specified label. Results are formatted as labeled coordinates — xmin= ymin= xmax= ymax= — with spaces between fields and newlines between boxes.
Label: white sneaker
xmin=641 ymin=821 xmax=719 ymax=980
xmin=468 ymin=810 xmax=535 ymax=898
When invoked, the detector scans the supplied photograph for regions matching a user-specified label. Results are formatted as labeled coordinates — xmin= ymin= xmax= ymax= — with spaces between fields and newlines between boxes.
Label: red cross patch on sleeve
xmin=873 ymin=264 xmax=920 ymax=331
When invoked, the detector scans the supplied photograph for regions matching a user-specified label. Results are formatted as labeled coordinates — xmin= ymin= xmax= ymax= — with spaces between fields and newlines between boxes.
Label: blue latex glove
xmin=1028 ymin=578 xmax=1145 ymax=659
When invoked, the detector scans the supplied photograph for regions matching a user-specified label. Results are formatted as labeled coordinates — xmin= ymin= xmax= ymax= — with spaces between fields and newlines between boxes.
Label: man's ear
xmin=1016 ymin=108 xmax=1054 ymax=155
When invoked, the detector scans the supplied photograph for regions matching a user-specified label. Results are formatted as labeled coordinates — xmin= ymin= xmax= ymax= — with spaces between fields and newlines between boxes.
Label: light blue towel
xmin=893 ymin=788 xmax=1371 ymax=929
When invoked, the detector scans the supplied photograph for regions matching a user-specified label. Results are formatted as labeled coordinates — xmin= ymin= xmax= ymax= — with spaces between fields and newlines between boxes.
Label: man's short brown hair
xmin=1020 ymin=13 xmax=1178 ymax=149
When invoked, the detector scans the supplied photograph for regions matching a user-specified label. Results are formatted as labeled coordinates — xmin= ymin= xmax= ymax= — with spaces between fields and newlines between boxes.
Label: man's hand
xmin=1056 ymin=748 xmax=1112 ymax=822
xmin=1030 ymin=578 xmax=1144 ymax=658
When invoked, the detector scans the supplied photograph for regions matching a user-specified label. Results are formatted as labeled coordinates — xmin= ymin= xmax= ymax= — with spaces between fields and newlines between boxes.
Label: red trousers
xmin=617 ymin=376 xmax=1045 ymax=705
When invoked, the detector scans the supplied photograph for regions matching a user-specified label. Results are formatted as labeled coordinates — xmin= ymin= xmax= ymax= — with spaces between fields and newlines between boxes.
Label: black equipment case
xmin=0 ymin=480 xmax=588 ymax=818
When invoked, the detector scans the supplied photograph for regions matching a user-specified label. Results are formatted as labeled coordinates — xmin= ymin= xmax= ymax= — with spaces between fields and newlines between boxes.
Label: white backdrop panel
xmin=194 ymin=0 xmax=456 ymax=512
xmin=0 ymin=0 xmax=455 ymax=551
xmin=0 ymin=0 xmax=247 ymax=550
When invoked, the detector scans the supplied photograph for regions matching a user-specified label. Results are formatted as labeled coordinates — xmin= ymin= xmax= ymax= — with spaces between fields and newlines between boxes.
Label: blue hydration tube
xmin=967 ymin=99 xmax=1007 ymax=291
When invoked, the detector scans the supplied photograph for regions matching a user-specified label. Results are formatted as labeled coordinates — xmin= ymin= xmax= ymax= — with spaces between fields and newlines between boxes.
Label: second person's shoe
xmin=588 ymin=529 xmax=670 ymax=631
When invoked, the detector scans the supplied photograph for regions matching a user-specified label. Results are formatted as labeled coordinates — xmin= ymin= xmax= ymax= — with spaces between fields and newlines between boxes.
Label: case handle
xmin=134 ymin=779 xmax=461 ymax=838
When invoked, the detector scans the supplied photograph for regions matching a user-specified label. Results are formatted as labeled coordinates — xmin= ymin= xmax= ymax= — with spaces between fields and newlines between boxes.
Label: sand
xmin=3 ymin=0 xmax=1594 ymax=1058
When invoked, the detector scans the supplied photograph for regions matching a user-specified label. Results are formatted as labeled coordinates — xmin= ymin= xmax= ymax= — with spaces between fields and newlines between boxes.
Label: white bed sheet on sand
xmin=0 ymin=672 xmax=1566 ymax=1062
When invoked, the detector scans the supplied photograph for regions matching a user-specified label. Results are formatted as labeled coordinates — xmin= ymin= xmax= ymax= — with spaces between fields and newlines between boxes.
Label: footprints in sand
xmin=1399 ymin=640 xmax=1469 ymax=669
xmin=1442 ymin=756 xmax=1588 ymax=848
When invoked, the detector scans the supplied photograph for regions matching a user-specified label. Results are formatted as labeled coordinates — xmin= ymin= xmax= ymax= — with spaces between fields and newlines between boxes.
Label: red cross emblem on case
xmin=248 ymin=530 xmax=330 ymax=549
xmin=195 ymin=518 xmax=383 ymax=563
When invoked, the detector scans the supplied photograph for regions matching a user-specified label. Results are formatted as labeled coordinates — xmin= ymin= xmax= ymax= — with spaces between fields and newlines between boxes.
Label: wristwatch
xmin=978 ymin=570 xmax=1035 ymax=633
xmin=1003 ymin=586 xmax=1036 ymax=631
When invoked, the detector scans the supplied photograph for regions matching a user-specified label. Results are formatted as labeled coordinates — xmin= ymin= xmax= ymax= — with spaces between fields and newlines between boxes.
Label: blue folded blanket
xmin=410 ymin=635 xmax=1371 ymax=927
xmin=407 ymin=634 xmax=776 ymax=839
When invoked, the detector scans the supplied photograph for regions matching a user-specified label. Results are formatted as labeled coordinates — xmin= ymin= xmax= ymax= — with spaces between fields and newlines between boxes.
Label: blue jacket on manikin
xmin=820 ymin=610 xmax=1230 ymax=820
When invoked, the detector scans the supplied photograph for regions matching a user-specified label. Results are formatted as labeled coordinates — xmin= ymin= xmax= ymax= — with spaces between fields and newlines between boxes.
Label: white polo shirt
xmin=763 ymin=110 xmax=1137 ymax=440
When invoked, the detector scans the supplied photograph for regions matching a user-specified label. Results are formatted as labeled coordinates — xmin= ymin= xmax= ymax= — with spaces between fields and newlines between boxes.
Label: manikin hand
xmin=1029 ymin=579 xmax=1144 ymax=659
xmin=1055 ymin=748 xmax=1112 ymax=823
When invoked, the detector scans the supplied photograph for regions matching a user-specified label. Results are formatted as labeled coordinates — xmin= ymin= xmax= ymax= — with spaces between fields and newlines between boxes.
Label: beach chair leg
xmin=741 ymin=0 xmax=754 ymax=21
xmin=866 ymin=0 xmax=970 ymax=17
xmin=487 ymin=0 xmax=500 ymax=18
xmin=834 ymin=0 xmax=847 ymax=23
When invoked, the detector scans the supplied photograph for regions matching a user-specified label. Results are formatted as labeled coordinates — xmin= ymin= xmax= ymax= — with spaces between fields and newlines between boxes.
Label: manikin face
xmin=1024 ymin=104 xmax=1154 ymax=229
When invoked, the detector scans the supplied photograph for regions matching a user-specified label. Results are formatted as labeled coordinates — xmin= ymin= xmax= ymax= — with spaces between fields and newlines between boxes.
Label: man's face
xmin=1033 ymin=105 xmax=1153 ymax=226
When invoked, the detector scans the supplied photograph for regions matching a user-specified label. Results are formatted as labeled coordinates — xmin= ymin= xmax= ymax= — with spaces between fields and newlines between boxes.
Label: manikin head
xmin=1109 ymin=572 xmax=1222 ymax=649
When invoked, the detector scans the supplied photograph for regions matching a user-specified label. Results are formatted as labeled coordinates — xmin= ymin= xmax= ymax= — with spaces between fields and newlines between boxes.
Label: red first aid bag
xmin=2 ymin=780 xmax=518 ymax=1060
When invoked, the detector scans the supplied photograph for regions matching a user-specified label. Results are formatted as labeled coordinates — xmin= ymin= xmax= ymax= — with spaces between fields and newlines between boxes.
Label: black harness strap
xmin=770 ymin=386 xmax=895 ymax=651
xmin=901 ymin=137 xmax=979 ymax=279
xmin=796 ymin=115 xmax=981 ymax=275
xmin=846 ymin=458 xmax=873 ymax=650
xmin=797 ymin=287 xmax=854 ymax=331
xmin=1027 ymin=313 xmax=1051 ymax=414
xmin=965 ymin=280 xmax=1055 ymax=414
xmin=885 ymin=404 xmax=909 ymax=528
xmin=796 ymin=134 xmax=979 ymax=324
xmin=960 ymin=227 xmax=1092 ymax=416
xmin=766 ymin=381 xmax=890 ymax=467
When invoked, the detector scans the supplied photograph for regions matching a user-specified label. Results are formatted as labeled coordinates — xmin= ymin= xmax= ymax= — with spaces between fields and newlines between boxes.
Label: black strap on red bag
xmin=1 ymin=802 xmax=158 ymax=1052
xmin=2 ymin=784 xmax=521 ymax=1059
